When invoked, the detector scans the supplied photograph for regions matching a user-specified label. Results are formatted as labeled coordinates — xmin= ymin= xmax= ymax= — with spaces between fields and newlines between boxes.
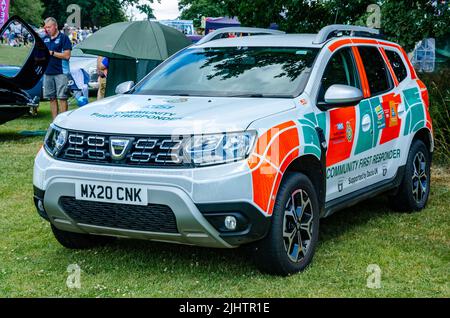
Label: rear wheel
xmin=253 ymin=172 xmax=320 ymax=276
xmin=51 ymin=224 xmax=115 ymax=249
xmin=389 ymin=139 xmax=431 ymax=212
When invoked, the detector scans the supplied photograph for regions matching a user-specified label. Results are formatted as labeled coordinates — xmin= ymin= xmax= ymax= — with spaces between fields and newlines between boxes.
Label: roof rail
xmin=196 ymin=27 xmax=285 ymax=45
xmin=313 ymin=24 xmax=380 ymax=44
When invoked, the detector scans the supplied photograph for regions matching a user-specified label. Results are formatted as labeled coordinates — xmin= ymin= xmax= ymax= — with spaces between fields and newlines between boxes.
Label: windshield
xmin=133 ymin=47 xmax=319 ymax=98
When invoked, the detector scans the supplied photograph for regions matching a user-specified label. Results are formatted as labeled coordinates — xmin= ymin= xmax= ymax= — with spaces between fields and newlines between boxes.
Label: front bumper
xmin=33 ymin=149 xmax=270 ymax=248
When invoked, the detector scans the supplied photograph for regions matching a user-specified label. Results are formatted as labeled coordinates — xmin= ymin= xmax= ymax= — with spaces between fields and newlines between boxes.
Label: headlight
xmin=44 ymin=124 xmax=67 ymax=157
xmin=184 ymin=131 xmax=257 ymax=166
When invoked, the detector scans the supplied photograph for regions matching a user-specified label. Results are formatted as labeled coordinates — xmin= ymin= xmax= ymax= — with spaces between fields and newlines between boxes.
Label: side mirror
xmin=115 ymin=81 xmax=134 ymax=94
xmin=324 ymin=84 xmax=363 ymax=107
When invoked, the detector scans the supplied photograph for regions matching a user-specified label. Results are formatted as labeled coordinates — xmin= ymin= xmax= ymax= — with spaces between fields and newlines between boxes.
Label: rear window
xmin=358 ymin=46 xmax=393 ymax=96
xmin=385 ymin=49 xmax=408 ymax=83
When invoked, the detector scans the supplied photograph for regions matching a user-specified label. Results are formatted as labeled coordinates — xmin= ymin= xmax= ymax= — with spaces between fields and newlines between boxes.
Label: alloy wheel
xmin=412 ymin=151 xmax=428 ymax=204
xmin=283 ymin=189 xmax=314 ymax=263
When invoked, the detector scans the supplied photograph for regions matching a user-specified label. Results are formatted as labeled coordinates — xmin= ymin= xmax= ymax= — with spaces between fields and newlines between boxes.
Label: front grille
xmin=59 ymin=197 xmax=179 ymax=233
xmin=57 ymin=130 xmax=191 ymax=168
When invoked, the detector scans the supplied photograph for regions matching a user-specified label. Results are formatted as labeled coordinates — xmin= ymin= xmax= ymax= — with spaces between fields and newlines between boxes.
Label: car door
xmin=315 ymin=46 xmax=370 ymax=201
xmin=0 ymin=15 xmax=49 ymax=124
xmin=353 ymin=45 xmax=404 ymax=186
xmin=0 ymin=16 xmax=49 ymax=91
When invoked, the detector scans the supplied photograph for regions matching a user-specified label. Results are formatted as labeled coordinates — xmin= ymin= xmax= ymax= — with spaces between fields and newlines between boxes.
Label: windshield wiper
xmin=229 ymin=93 xmax=264 ymax=98
xmin=169 ymin=93 xmax=191 ymax=96
xmin=229 ymin=93 xmax=291 ymax=98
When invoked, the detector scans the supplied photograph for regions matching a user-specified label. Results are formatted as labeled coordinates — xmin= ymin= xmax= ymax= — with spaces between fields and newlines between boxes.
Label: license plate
xmin=75 ymin=181 xmax=148 ymax=206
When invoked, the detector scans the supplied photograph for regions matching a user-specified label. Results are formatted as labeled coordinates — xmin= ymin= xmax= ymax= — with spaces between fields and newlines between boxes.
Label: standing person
xmin=81 ymin=27 xmax=88 ymax=41
xmin=97 ymin=56 xmax=108 ymax=100
xmin=71 ymin=28 xmax=78 ymax=45
xmin=62 ymin=23 xmax=71 ymax=36
xmin=43 ymin=17 xmax=72 ymax=119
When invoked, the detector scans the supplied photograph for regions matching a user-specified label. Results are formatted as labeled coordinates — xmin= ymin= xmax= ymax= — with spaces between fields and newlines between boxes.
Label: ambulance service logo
xmin=346 ymin=121 xmax=353 ymax=142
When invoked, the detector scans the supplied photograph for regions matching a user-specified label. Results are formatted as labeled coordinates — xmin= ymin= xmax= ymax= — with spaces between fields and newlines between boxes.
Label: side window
xmin=385 ymin=49 xmax=408 ymax=83
xmin=358 ymin=46 xmax=393 ymax=96
xmin=318 ymin=47 xmax=360 ymax=102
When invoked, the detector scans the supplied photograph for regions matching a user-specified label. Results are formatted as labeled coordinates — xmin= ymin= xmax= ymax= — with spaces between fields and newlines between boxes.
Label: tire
xmin=389 ymin=139 xmax=431 ymax=212
xmin=51 ymin=224 xmax=115 ymax=249
xmin=253 ymin=172 xmax=320 ymax=276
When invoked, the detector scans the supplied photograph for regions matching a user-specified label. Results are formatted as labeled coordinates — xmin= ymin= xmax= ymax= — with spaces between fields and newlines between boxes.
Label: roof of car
xmin=193 ymin=34 xmax=399 ymax=51
xmin=193 ymin=34 xmax=323 ymax=49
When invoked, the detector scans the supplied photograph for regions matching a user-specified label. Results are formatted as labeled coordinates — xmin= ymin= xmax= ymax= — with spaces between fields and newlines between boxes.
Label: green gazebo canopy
xmin=77 ymin=20 xmax=192 ymax=96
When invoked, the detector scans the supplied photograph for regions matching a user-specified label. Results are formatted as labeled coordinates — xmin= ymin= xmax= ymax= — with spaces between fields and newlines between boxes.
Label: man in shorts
xmin=43 ymin=17 xmax=72 ymax=119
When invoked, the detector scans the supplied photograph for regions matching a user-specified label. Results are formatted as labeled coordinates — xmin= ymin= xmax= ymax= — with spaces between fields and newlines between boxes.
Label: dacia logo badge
xmin=110 ymin=138 xmax=132 ymax=160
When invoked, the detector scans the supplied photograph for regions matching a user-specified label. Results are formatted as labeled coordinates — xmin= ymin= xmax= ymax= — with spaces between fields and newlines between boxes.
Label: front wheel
xmin=253 ymin=172 xmax=320 ymax=276
xmin=389 ymin=139 xmax=431 ymax=212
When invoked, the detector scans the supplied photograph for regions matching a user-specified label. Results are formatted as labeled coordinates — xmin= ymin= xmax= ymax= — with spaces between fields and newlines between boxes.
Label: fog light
xmin=224 ymin=216 xmax=237 ymax=231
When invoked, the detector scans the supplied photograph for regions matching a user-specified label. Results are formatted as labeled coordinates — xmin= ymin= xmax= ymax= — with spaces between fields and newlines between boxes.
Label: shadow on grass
xmin=0 ymin=131 xmax=43 ymax=143
xmin=319 ymin=195 xmax=393 ymax=241
xmin=46 ymin=195 xmax=398 ymax=276
xmin=48 ymin=236 xmax=253 ymax=277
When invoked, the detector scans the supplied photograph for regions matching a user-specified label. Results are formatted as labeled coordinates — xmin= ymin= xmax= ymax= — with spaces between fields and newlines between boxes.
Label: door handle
xmin=361 ymin=114 xmax=371 ymax=129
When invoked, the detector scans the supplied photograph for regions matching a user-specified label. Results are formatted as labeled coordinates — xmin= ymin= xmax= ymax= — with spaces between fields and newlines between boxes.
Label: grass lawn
xmin=0 ymin=101 xmax=449 ymax=297
xmin=0 ymin=44 xmax=34 ymax=67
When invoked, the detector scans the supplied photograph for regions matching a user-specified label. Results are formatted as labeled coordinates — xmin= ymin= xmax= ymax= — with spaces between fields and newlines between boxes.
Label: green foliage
xmin=10 ymin=0 xmax=45 ymax=26
xmin=136 ymin=3 xmax=156 ymax=20
xmin=43 ymin=0 xmax=125 ymax=27
xmin=185 ymin=0 xmax=450 ymax=52
xmin=421 ymin=69 xmax=450 ymax=164
xmin=179 ymin=0 xmax=228 ymax=27
xmin=219 ymin=0 xmax=373 ymax=32
xmin=41 ymin=0 xmax=156 ymax=27
xmin=381 ymin=0 xmax=450 ymax=52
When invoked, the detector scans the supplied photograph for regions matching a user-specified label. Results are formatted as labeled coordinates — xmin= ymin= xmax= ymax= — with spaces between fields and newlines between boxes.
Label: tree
xmin=220 ymin=0 xmax=372 ymax=32
xmin=381 ymin=0 xmax=450 ymax=51
xmin=43 ymin=0 xmax=125 ymax=27
xmin=136 ymin=3 xmax=156 ymax=20
xmin=183 ymin=0 xmax=450 ymax=51
xmin=127 ymin=0 xmax=158 ymax=20
xmin=179 ymin=0 xmax=228 ymax=21
xmin=10 ymin=0 xmax=45 ymax=26
xmin=41 ymin=0 xmax=157 ymax=27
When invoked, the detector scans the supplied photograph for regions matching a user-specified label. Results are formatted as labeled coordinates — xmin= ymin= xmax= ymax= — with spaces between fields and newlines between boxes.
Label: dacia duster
xmin=34 ymin=25 xmax=433 ymax=275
